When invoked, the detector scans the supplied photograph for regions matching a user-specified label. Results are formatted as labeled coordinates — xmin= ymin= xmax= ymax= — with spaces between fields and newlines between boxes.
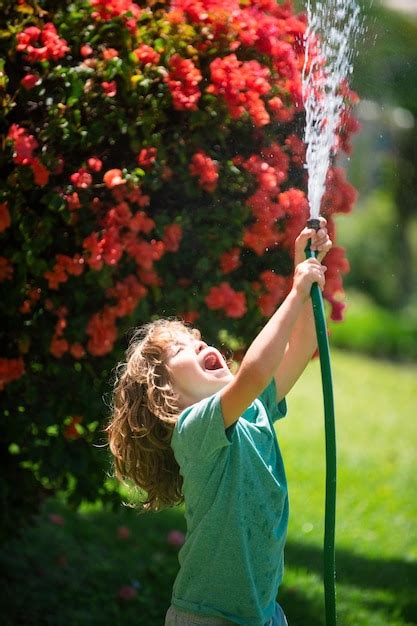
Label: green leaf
xmin=154 ymin=38 xmax=165 ymax=53
xmin=45 ymin=193 xmax=66 ymax=213
xmin=67 ymin=72 xmax=84 ymax=108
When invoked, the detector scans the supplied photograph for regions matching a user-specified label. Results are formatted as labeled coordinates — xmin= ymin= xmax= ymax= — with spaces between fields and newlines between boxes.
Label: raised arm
xmin=220 ymin=257 xmax=326 ymax=428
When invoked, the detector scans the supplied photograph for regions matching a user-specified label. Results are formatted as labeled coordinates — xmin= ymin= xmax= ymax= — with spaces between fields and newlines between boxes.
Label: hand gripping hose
xmin=305 ymin=218 xmax=337 ymax=626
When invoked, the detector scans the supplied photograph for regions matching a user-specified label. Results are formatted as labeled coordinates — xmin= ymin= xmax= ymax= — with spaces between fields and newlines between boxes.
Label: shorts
xmin=164 ymin=602 xmax=288 ymax=626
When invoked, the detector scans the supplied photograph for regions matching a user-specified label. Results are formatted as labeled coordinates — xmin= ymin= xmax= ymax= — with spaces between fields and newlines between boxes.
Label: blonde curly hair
xmin=106 ymin=318 xmax=201 ymax=512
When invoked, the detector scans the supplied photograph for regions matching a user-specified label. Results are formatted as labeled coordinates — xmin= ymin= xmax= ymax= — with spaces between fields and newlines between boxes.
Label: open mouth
xmin=203 ymin=353 xmax=223 ymax=371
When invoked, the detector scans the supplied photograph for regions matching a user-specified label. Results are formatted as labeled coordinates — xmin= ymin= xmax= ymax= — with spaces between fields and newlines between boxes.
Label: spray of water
xmin=302 ymin=0 xmax=364 ymax=220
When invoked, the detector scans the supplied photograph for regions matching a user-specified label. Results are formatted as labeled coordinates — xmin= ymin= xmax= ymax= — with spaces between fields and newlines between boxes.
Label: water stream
xmin=302 ymin=0 xmax=364 ymax=220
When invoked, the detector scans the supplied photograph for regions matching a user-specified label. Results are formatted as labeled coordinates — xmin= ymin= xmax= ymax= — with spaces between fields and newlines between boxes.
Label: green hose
xmin=305 ymin=220 xmax=337 ymax=626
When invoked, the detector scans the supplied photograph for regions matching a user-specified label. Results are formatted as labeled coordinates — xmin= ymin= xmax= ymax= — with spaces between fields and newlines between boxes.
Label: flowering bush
xmin=0 ymin=0 xmax=358 ymax=523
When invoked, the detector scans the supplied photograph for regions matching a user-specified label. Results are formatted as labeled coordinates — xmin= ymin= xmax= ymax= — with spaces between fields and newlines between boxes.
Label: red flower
xmin=106 ymin=275 xmax=147 ymax=317
xmin=0 ymin=357 xmax=25 ymax=390
xmin=322 ymin=245 xmax=350 ymax=300
xmin=0 ymin=202 xmax=11 ymax=232
xmin=7 ymin=124 xmax=38 ymax=165
xmin=258 ymin=271 xmax=291 ymax=316
xmin=208 ymin=54 xmax=271 ymax=126
xmin=124 ymin=237 xmax=164 ymax=270
xmin=30 ymin=158 xmax=50 ymax=186
xmin=44 ymin=265 xmax=67 ymax=290
xmin=137 ymin=147 xmax=157 ymax=169
xmin=83 ymin=233 xmax=104 ymax=270
xmin=16 ymin=23 xmax=69 ymax=63
xmin=44 ymin=254 xmax=84 ymax=289
xmin=86 ymin=308 xmax=118 ymax=356
xmin=104 ymin=202 xmax=132 ymax=229
xmin=165 ymin=54 xmax=202 ymax=111
xmin=129 ymin=211 xmax=155 ymax=234
xmin=189 ymin=151 xmax=219 ymax=192
xmin=0 ymin=257 xmax=13 ymax=281
xmin=50 ymin=337 xmax=69 ymax=358
xmin=66 ymin=192 xmax=81 ymax=211
xmin=326 ymin=294 xmax=346 ymax=322
xmin=87 ymin=157 xmax=103 ymax=172
xmin=225 ymin=291 xmax=247 ymax=318
xmin=90 ymin=0 xmax=141 ymax=24
xmin=205 ymin=282 xmax=247 ymax=318
xmin=101 ymin=80 xmax=117 ymax=96
xmin=138 ymin=269 xmax=161 ymax=286
xmin=133 ymin=44 xmax=160 ymax=65
xmin=102 ymin=47 xmax=119 ymax=60
xmin=80 ymin=44 xmax=93 ymax=57
xmin=337 ymin=106 xmax=361 ymax=155
xmin=321 ymin=167 xmax=358 ymax=216
xmin=285 ymin=134 xmax=306 ymax=167
xmin=103 ymin=169 xmax=125 ymax=188
xmin=20 ymin=73 xmax=40 ymax=90
xmin=70 ymin=168 xmax=93 ymax=188
xmin=180 ymin=311 xmax=200 ymax=324
xmin=100 ymin=227 xmax=124 ymax=266
xmin=260 ymin=143 xmax=290 ymax=180
xmin=219 ymin=248 xmax=241 ymax=274
xmin=243 ymin=221 xmax=280 ymax=256
xmin=163 ymin=223 xmax=183 ymax=252
xmin=69 ymin=343 xmax=85 ymax=359
xmin=246 ymin=189 xmax=284 ymax=223
xmin=279 ymin=188 xmax=309 ymax=216
xmin=268 ymin=96 xmax=295 ymax=123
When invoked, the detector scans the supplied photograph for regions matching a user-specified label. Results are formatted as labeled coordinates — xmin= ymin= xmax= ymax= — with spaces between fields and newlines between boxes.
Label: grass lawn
xmin=279 ymin=349 xmax=417 ymax=626
xmin=1 ymin=349 xmax=416 ymax=625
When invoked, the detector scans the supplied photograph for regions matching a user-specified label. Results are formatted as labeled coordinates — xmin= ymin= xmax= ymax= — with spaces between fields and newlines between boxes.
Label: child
xmin=107 ymin=220 xmax=331 ymax=626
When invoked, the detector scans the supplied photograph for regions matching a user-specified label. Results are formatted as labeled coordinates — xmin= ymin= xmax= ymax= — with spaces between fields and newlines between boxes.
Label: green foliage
xmin=335 ymin=190 xmax=417 ymax=311
xmin=347 ymin=2 xmax=417 ymax=309
xmin=329 ymin=290 xmax=417 ymax=361
xmin=352 ymin=1 xmax=417 ymax=115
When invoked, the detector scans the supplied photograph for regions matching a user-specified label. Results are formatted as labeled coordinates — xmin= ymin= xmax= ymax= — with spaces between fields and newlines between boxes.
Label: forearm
xmin=287 ymin=297 xmax=317 ymax=359
xmin=272 ymin=293 xmax=319 ymax=401
xmin=238 ymin=288 xmax=305 ymax=388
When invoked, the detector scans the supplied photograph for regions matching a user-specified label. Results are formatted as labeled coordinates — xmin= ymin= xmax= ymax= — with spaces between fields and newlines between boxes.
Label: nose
xmin=195 ymin=341 xmax=207 ymax=354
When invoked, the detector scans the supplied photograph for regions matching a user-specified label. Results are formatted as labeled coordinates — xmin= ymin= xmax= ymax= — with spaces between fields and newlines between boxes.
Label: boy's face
xmin=165 ymin=332 xmax=233 ymax=409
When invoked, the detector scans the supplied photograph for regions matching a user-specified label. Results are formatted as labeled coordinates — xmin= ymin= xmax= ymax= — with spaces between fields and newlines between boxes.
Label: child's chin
xmin=212 ymin=373 xmax=233 ymax=387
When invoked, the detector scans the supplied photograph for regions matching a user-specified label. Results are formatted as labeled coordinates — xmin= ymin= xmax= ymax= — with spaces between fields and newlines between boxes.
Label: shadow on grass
xmin=283 ymin=540 xmax=417 ymax=625
xmin=279 ymin=584 xmax=324 ymax=626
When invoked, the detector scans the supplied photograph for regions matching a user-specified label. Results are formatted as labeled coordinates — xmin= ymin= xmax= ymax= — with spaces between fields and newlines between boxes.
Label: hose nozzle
xmin=307 ymin=218 xmax=321 ymax=231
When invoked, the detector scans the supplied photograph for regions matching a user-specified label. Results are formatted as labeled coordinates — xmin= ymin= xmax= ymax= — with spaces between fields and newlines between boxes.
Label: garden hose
xmin=305 ymin=217 xmax=337 ymax=626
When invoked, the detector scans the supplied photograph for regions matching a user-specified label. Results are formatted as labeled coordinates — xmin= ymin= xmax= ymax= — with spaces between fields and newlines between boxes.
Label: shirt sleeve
xmin=259 ymin=378 xmax=287 ymax=424
xmin=171 ymin=392 xmax=232 ymax=463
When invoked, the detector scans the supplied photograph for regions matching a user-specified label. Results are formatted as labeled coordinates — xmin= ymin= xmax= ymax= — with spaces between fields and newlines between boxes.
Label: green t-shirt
xmin=170 ymin=379 xmax=288 ymax=626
